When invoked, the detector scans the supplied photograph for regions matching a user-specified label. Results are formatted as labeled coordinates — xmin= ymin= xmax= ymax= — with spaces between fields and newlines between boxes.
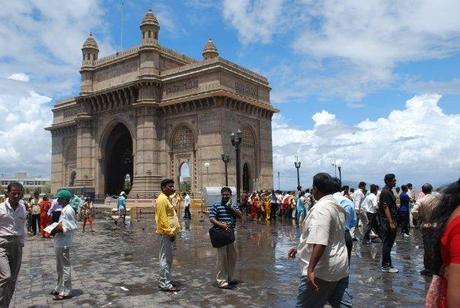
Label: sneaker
xmin=381 ymin=267 xmax=399 ymax=273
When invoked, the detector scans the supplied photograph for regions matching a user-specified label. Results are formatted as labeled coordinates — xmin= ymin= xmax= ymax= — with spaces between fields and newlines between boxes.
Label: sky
xmin=0 ymin=0 xmax=459 ymax=189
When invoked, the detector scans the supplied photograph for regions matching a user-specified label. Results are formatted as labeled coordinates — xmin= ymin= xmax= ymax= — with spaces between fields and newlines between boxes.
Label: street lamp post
xmin=338 ymin=165 xmax=342 ymax=187
xmin=204 ymin=162 xmax=210 ymax=187
xmin=294 ymin=156 xmax=302 ymax=191
xmin=221 ymin=154 xmax=230 ymax=186
xmin=231 ymin=130 xmax=242 ymax=205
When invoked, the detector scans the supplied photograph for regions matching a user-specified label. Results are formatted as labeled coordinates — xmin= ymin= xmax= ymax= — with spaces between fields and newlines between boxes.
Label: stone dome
xmin=82 ymin=33 xmax=99 ymax=50
xmin=202 ymin=38 xmax=219 ymax=59
xmin=141 ymin=9 xmax=159 ymax=27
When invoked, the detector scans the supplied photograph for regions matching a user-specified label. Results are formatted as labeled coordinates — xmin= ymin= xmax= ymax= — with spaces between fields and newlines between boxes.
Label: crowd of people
xmin=1 ymin=173 xmax=459 ymax=307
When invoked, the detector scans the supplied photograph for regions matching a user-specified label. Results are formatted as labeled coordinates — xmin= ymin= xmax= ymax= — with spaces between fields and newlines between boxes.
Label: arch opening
xmin=179 ymin=162 xmax=191 ymax=192
xmin=104 ymin=123 xmax=133 ymax=195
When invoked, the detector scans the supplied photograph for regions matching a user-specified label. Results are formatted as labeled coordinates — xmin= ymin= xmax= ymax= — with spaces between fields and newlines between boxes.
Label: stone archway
xmin=104 ymin=123 xmax=133 ymax=195
xmin=179 ymin=162 xmax=191 ymax=192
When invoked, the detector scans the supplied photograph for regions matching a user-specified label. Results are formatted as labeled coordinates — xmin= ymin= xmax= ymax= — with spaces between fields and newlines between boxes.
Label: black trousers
xmin=422 ymin=227 xmax=436 ymax=273
xmin=381 ymin=228 xmax=396 ymax=268
xmin=31 ymin=214 xmax=40 ymax=235
xmin=399 ymin=212 xmax=410 ymax=235
xmin=363 ymin=212 xmax=381 ymax=241
xmin=344 ymin=230 xmax=352 ymax=264
xmin=184 ymin=207 xmax=191 ymax=219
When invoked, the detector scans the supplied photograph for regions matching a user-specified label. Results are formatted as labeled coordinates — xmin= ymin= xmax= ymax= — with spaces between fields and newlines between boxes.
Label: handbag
xmin=209 ymin=226 xmax=235 ymax=248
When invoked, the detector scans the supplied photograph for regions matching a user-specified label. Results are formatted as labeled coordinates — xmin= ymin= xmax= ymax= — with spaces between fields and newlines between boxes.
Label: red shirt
xmin=439 ymin=215 xmax=460 ymax=307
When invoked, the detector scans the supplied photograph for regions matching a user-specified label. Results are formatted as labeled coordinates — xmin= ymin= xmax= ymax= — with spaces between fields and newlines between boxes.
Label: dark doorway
xmin=243 ymin=163 xmax=250 ymax=192
xmin=105 ymin=123 xmax=133 ymax=196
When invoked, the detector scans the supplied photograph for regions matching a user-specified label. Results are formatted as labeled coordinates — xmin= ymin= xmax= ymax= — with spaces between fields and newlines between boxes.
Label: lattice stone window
xmin=241 ymin=127 xmax=255 ymax=148
xmin=173 ymin=127 xmax=194 ymax=151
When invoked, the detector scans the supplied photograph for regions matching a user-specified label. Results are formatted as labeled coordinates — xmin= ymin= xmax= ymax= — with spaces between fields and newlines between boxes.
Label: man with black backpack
xmin=209 ymin=187 xmax=242 ymax=289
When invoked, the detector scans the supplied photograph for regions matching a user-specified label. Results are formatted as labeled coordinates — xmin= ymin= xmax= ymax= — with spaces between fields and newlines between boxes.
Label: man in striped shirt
xmin=209 ymin=187 xmax=242 ymax=289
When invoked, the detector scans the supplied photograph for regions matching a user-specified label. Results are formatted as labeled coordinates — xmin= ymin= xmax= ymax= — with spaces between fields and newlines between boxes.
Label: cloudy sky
xmin=1 ymin=0 xmax=459 ymax=189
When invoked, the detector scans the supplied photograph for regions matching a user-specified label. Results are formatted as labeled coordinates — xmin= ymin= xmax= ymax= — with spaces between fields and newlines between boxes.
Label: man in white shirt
xmin=183 ymin=192 xmax=191 ymax=219
xmin=288 ymin=173 xmax=351 ymax=307
xmin=362 ymin=184 xmax=381 ymax=244
xmin=50 ymin=189 xmax=78 ymax=300
xmin=0 ymin=182 xmax=26 ymax=308
xmin=351 ymin=181 xmax=367 ymax=240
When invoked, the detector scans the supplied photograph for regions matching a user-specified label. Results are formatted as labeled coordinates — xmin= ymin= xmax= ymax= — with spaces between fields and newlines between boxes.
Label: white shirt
xmin=0 ymin=199 xmax=27 ymax=246
xmin=48 ymin=199 xmax=63 ymax=216
xmin=298 ymin=194 xmax=348 ymax=281
xmin=352 ymin=189 xmax=365 ymax=210
xmin=363 ymin=193 xmax=378 ymax=214
xmin=184 ymin=194 xmax=191 ymax=208
xmin=54 ymin=204 xmax=78 ymax=248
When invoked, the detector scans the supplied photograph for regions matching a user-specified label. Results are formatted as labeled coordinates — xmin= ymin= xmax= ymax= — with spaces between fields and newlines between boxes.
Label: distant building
xmin=47 ymin=9 xmax=276 ymax=197
xmin=0 ymin=173 xmax=50 ymax=193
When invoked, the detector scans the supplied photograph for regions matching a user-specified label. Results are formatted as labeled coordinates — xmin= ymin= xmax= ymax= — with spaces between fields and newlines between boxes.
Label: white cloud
xmin=0 ymin=80 xmax=52 ymax=175
xmin=7 ymin=73 xmax=30 ymax=82
xmin=223 ymin=0 xmax=460 ymax=102
xmin=272 ymin=94 xmax=460 ymax=188
xmin=0 ymin=0 xmax=115 ymax=176
xmin=222 ymin=0 xmax=284 ymax=44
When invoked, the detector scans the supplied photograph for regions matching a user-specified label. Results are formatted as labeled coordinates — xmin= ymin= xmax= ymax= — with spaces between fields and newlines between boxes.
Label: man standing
xmin=30 ymin=191 xmax=41 ymax=236
xmin=289 ymin=173 xmax=351 ymax=307
xmin=0 ymin=182 xmax=26 ymax=308
xmin=209 ymin=187 xmax=242 ymax=289
xmin=398 ymin=185 xmax=411 ymax=237
xmin=362 ymin=184 xmax=381 ymax=244
xmin=49 ymin=189 xmax=78 ymax=300
xmin=183 ymin=192 xmax=191 ymax=219
xmin=155 ymin=179 xmax=181 ymax=292
xmin=411 ymin=183 xmax=440 ymax=275
xmin=351 ymin=181 xmax=367 ymax=241
xmin=378 ymin=174 xmax=399 ymax=273
xmin=116 ymin=191 xmax=127 ymax=225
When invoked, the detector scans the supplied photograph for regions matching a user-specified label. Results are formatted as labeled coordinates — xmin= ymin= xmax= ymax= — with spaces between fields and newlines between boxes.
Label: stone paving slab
xmin=11 ymin=216 xmax=430 ymax=307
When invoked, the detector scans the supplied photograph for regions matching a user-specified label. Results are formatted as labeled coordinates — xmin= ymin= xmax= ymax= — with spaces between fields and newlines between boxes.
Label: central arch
xmin=104 ymin=123 xmax=133 ymax=195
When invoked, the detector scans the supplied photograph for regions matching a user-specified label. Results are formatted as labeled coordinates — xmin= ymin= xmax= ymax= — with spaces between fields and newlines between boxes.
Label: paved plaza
xmin=13 ymin=210 xmax=430 ymax=307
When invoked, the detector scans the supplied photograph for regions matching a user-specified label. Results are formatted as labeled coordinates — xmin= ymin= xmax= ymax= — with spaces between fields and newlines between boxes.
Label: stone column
xmin=74 ymin=113 xmax=94 ymax=188
xmin=129 ymin=104 xmax=162 ymax=196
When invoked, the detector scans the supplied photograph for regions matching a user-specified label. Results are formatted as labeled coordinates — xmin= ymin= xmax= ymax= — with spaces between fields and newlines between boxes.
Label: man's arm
xmin=307 ymin=244 xmax=326 ymax=291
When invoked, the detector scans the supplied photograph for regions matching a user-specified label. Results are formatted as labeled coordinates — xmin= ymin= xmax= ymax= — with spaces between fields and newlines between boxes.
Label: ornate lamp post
xmin=231 ymin=129 xmax=242 ymax=205
xmin=221 ymin=154 xmax=230 ymax=186
xmin=338 ymin=165 xmax=342 ymax=186
xmin=294 ymin=156 xmax=302 ymax=191
xmin=204 ymin=162 xmax=210 ymax=187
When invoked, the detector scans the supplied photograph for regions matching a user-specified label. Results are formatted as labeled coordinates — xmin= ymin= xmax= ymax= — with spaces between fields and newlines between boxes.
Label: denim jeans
xmin=381 ymin=229 xmax=396 ymax=268
xmin=296 ymin=275 xmax=352 ymax=308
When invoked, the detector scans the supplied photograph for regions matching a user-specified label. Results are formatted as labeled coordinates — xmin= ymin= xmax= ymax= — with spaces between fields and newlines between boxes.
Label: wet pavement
xmin=13 ymin=212 xmax=430 ymax=307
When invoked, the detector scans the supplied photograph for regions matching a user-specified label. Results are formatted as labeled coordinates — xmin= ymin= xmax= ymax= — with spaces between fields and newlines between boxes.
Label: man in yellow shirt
xmin=155 ymin=179 xmax=180 ymax=292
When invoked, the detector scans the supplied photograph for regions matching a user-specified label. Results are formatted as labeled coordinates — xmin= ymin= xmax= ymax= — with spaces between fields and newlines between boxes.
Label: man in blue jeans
xmin=288 ymin=173 xmax=351 ymax=308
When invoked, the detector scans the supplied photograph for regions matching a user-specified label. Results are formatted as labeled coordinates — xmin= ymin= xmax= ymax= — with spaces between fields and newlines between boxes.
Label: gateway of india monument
xmin=47 ymin=9 xmax=276 ymax=197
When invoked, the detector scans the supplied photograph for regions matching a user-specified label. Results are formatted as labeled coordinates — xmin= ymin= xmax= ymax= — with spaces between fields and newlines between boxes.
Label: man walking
xmin=411 ymin=183 xmax=440 ymax=275
xmin=183 ymin=192 xmax=191 ymax=219
xmin=362 ymin=184 xmax=381 ymax=244
xmin=209 ymin=187 xmax=242 ymax=289
xmin=379 ymin=174 xmax=399 ymax=273
xmin=50 ymin=189 xmax=78 ymax=300
xmin=155 ymin=179 xmax=181 ymax=292
xmin=398 ymin=185 xmax=411 ymax=237
xmin=289 ymin=173 xmax=351 ymax=307
xmin=0 ymin=182 xmax=26 ymax=308
xmin=30 ymin=191 xmax=41 ymax=236
xmin=116 ymin=191 xmax=127 ymax=225
xmin=351 ymin=181 xmax=366 ymax=241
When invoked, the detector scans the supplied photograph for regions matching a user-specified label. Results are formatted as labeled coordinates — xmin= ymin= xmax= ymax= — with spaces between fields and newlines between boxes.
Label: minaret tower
xmin=80 ymin=33 xmax=99 ymax=93
xmin=202 ymin=38 xmax=219 ymax=60
xmin=140 ymin=9 xmax=160 ymax=46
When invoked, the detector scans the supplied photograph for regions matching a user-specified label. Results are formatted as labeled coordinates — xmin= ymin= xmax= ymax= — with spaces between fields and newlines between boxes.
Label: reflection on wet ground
xmin=14 ymin=214 xmax=429 ymax=307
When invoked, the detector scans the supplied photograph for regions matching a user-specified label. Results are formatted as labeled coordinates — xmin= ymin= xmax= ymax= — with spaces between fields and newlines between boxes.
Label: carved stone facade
xmin=47 ymin=9 xmax=276 ymax=196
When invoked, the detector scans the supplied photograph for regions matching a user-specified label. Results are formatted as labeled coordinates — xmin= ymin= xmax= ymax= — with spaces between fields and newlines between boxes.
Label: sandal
xmin=53 ymin=294 xmax=72 ymax=300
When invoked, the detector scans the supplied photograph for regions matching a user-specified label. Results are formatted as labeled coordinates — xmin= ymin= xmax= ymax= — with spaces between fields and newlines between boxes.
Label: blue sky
xmin=1 ymin=0 xmax=460 ymax=189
